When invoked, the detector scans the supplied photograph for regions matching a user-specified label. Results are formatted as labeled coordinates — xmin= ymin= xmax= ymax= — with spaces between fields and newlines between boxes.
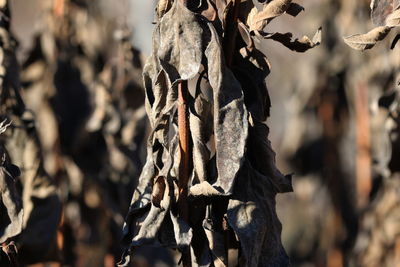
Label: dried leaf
xmin=246 ymin=6 xmax=261 ymax=32
xmin=121 ymin=0 xmax=318 ymax=265
xmin=343 ymin=26 xmax=392 ymax=50
xmin=257 ymin=0 xmax=292 ymax=22
xmin=247 ymin=0 xmax=292 ymax=32
xmin=190 ymin=22 xmax=248 ymax=196
xmin=385 ymin=8 xmax=400 ymax=26
xmin=157 ymin=0 xmax=173 ymax=19
xmin=263 ymin=27 xmax=322 ymax=52
xmin=157 ymin=1 xmax=204 ymax=84
xmin=227 ymin=161 xmax=290 ymax=267
xmin=0 ymin=158 xmax=23 ymax=244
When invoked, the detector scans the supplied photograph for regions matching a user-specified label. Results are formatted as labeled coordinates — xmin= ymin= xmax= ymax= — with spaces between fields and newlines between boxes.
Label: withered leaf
xmin=263 ymin=27 xmax=322 ymax=52
xmin=385 ymin=8 xmax=400 ymax=26
xmin=157 ymin=1 xmax=204 ymax=84
xmin=247 ymin=0 xmax=293 ymax=32
xmin=0 ymin=159 xmax=23 ymax=244
xmin=121 ymin=0 xmax=317 ymax=265
xmin=227 ymin=161 xmax=290 ymax=267
xmin=157 ymin=0 xmax=173 ymax=19
xmin=189 ymin=22 xmax=248 ymax=197
xmin=343 ymin=26 xmax=392 ymax=50
xmin=246 ymin=6 xmax=262 ymax=32
xmin=257 ymin=0 xmax=292 ymax=22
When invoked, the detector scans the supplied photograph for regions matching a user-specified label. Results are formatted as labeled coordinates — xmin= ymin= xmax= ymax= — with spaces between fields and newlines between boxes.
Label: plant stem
xmin=178 ymin=80 xmax=191 ymax=267
xmin=177 ymin=1 xmax=191 ymax=267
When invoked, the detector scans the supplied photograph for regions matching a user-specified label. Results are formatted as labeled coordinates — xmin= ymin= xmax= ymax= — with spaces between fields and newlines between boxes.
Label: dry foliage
xmin=0 ymin=0 xmax=398 ymax=266
xmin=119 ymin=0 xmax=320 ymax=266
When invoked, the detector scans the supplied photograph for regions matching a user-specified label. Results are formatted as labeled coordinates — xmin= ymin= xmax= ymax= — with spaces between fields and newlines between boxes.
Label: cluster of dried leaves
xmin=1 ymin=0 xmax=398 ymax=266
xmin=120 ymin=0 xmax=320 ymax=266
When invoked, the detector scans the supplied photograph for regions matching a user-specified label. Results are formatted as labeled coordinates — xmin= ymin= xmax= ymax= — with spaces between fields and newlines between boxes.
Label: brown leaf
xmin=263 ymin=27 xmax=322 ymax=52
xmin=0 ymin=160 xmax=23 ymax=244
xmin=343 ymin=26 xmax=392 ymax=50
xmin=257 ymin=0 xmax=292 ymax=21
xmin=247 ymin=0 xmax=292 ymax=32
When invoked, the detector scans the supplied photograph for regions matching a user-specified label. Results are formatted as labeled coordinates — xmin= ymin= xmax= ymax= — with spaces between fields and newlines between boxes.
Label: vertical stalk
xmin=177 ymin=1 xmax=191 ymax=266
xmin=178 ymin=80 xmax=191 ymax=267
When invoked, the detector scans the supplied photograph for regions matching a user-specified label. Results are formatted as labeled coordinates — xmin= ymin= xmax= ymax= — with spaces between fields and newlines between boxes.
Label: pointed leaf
xmin=343 ymin=26 xmax=391 ymax=50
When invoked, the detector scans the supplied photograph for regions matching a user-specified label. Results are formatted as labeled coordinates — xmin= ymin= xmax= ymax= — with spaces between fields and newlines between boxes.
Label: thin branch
xmin=178 ymin=80 xmax=191 ymax=267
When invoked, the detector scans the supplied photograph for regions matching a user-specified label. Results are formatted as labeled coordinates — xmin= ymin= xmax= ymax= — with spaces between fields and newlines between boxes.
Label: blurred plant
xmin=0 ymin=0 xmax=62 ymax=266
xmin=120 ymin=0 xmax=320 ymax=266
xmin=19 ymin=0 xmax=152 ymax=265
xmin=344 ymin=1 xmax=400 ymax=266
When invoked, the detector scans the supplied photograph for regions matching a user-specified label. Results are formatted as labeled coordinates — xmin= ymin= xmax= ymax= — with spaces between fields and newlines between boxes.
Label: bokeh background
xmin=5 ymin=0 xmax=400 ymax=266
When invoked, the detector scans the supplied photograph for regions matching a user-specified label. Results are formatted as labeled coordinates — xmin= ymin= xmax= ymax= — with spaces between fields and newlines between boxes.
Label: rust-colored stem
xmin=178 ymin=80 xmax=191 ymax=267
xmin=178 ymin=1 xmax=191 ymax=266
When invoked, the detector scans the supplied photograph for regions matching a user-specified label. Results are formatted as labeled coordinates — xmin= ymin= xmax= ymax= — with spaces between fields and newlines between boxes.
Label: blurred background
xmin=6 ymin=0 xmax=400 ymax=266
